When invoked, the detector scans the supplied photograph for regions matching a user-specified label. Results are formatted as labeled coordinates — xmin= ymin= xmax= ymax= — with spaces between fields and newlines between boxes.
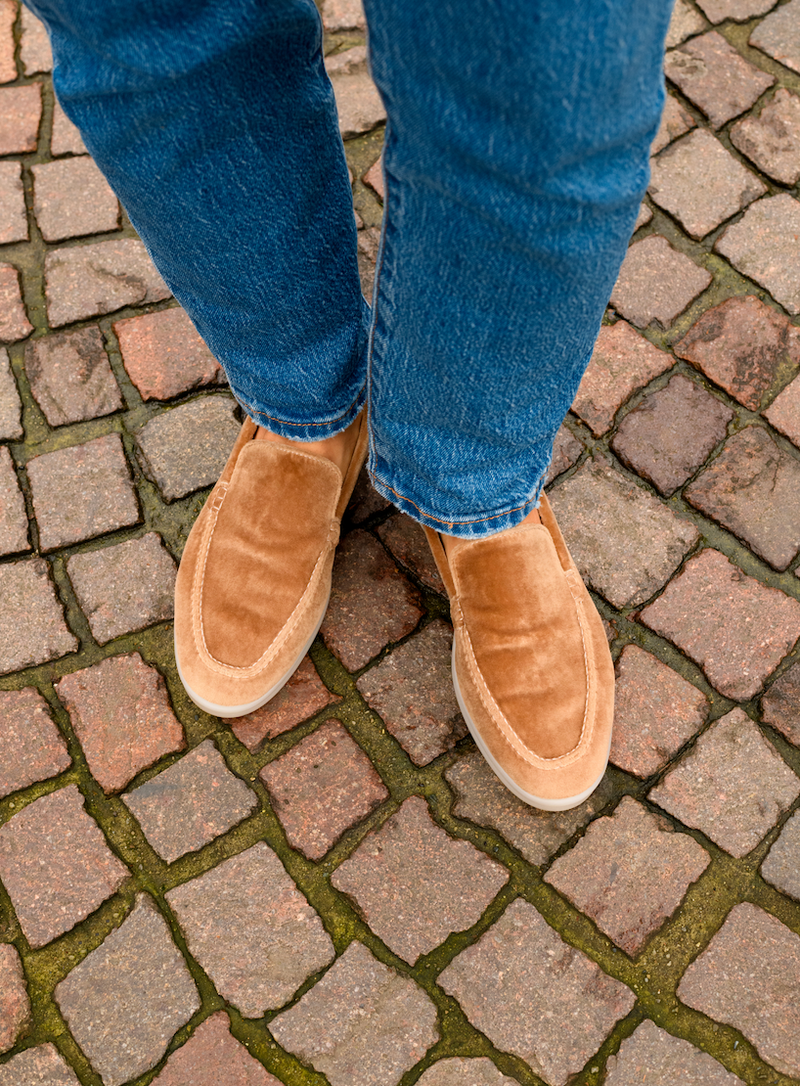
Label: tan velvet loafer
xmin=424 ymin=494 xmax=614 ymax=811
xmin=174 ymin=415 xmax=368 ymax=717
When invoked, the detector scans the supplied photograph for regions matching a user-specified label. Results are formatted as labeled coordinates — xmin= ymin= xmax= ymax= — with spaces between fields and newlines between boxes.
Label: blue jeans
xmin=29 ymin=0 xmax=671 ymax=537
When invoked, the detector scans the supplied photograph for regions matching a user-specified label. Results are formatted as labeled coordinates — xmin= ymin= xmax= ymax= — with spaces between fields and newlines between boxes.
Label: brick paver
xmin=664 ymin=32 xmax=774 ymax=129
xmin=0 ymin=1045 xmax=81 ymax=1086
xmin=764 ymin=372 xmax=800 ymax=449
xmin=152 ymin=1012 xmax=282 ymax=1086
xmin=651 ymin=94 xmax=696 ymax=154
xmin=25 ymin=326 xmax=123 ymax=427
xmin=715 ymin=194 xmax=800 ymax=316
xmin=0 ymin=688 xmax=71 ymax=799
xmin=347 ymin=463 xmax=392 ymax=522
xmin=229 ymin=655 xmax=340 ymax=750
xmin=18 ymin=7 xmax=51 ymax=74
xmin=0 ymin=162 xmax=27 ymax=245
xmin=761 ymin=809 xmax=800 ymax=901
xmin=0 ymin=945 xmax=29 ymax=1053
xmin=604 ymin=1020 xmax=744 ymax=1085
xmin=761 ymin=660 xmax=800 ymax=745
xmin=0 ymin=348 xmax=23 ymax=440
xmin=325 ymin=47 xmax=386 ymax=139
xmin=32 ymin=158 xmax=120 ymax=242
xmin=0 ymin=0 xmax=15 ymax=84
xmin=416 ymin=1059 xmax=518 ymax=1086
xmin=698 ymin=0 xmax=775 ymax=19
xmin=0 ymin=558 xmax=77 ymax=675
xmin=666 ymin=0 xmax=707 ymax=48
xmin=322 ymin=0 xmax=366 ymax=32
xmin=730 ymin=88 xmax=800 ymax=186
xmin=376 ymin=513 xmax=446 ymax=593
xmin=114 ymin=307 xmax=224 ymax=401
xmin=610 ymin=236 xmax=712 ymax=329
xmin=51 ymin=100 xmax=86 ymax=156
xmin=0 ymin=263 xmax=33 ymax=342
xmin=0 ymin=445 xmax=29 ymax=556
xmin=0 ymin=84 xmax=42 ymax=154
xmin=545 ymin=423 xmax=583 ymax=483
xmin=749 ymin=0 xmax=800 ymax=74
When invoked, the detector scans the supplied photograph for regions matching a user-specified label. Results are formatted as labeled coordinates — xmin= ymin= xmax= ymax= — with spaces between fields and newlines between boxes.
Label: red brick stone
xmin=0 ymin=784 xmax=129 ymax=947
xmin=674 ymin=295 xmax=800 ymax=411
xmin=416 ymin=1059 xmax=519 ymax=1086
xmin=715 ymin=194 xmax=800 ymax=316
xmin=0 ymin=161 xmax=27 ymax=245
xmin=546 ymin=797 xmax=709 ymax=955
xmin=665 ymin=31 xmax=774 ymax=129
xmin=446 ymin=748 xmax=616 ymax=865
xmin=0 ymin=1044 xmax=81 ymax=1085
xmin=0 ymin=84 xmax=41 ymax=154
xmin=761 ymin=808 xmax=800 ymax=900
xmin=649 ymin=129 xmax=765 ymax=240
xmin=332 ymin=796 xmax=508 ymax=964
xmin=698 ymin=0 xmax=777 ymax=18
xmin=612 ymin=374 xmax=732 ymax=496
xmin=650 ymin=708 xmax=800 ymax=855
xmin=0 ymin=687 xmax=71 ymax=799
xmin=749 ymin=0 xmax=800 ymax=75
xmin=325 ymin=47 xmax=386 ymax=139
xmin=166 ymin=842 xmax=335 ymax=1016
xmin=439 ymin=898 xmax=635 ymax=1086
xmin=363 ymin=154 xmax=384 ymax=201
xmin=346 ymin=463 xmax=392 ymax=522
xmin=28 ymin=433 xmax=139 ymax=551
xmin=548 ymin=457 xmax=699 ymax=609
xmin=44 ymin=238 xmax=170 ymax=327
xmin=666 ymin=0 xmax=707 ymax=47
xmin=633 ymin=202 xmax=652 ymax=231
xmin=19 ymin=7 xmax=52 ymax=75
xmin=685 ymin=426 xmax=800 ymax=570
xmin=152 ymin=1012 xmax=281 ymax=1086
xmin=260 ymin=719 xmax=388 ymax=860
xmin=25 ymin=326 xmax=123 ymax=427
xmin=114 ymin=307 xmax=224 ymax=401
xmin=761 ymin=660 xmax=800 ymax=746
xmin=0 ymin=558 xmax=77 ymax=675
xmin=545 ymin=423 xmax=583 ymax=483
xmin=0 ymin=263 xmax=33 ymax=343
xmin=610 ymin=646 xmax=709 ymax=778
xmin=678 ymin=902 xmax=800 ymax=1078
xmin=0 ymin=445 xmax=29 ymax=556
xmin=32 ymin=158 xmax=119 ymax=242
xmin=356 ymin=619 xmax=467 ymax=766
xmin=66 ymin=532 xmax=176 ymax=644
xmin=357 ymin=224 xmax=381 ymax=299
xmin=651 ymin=94 xmax=696 ymax=154
xmin=321 ymin=529 xmax=423 ymax=671
xmin=0 ymin=0 xmax=16 ymax=84
xmin=51 ymin=99 xmax=86 ymax=156
xmin=605 ymin=1020 xmax=744 ymax=1086
xmin=55 ymin=653 xmax=185 ymax=793
xmin=571 ymin=321 xmax=674 ymax=435
xmin=124 ymin=739 xmax=257 ymax=862
xmin=322 ymin=0 xmax=366 ymax=31
xmin=640 ymin=549 xmax=800 ymax=700
xmin=764 ymin=373 xmax=800 ymax=449
xmin=731 ymin=88 xmax=800 ymax=186
xmin=0 ymin=944 xmax=29 ymax=1054
xmin=610 ymin=236 xmax=712 ymax=329
xmin=55 ymin=895 xmax=200 ymax=1086
xmin=0 ymin=347 xmax=22 ymax=440
xmin=376 ymin=513 xmax=445 ymax=593
xmin=270 ymin=941 xmax=438 ymax=1086
xmin=229 ymin=655 xmax=340 ymax=750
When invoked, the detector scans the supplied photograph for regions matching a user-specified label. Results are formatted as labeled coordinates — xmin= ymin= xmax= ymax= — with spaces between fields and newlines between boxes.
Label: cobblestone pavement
xmin=1 ymin=0 xmax=800 ymax=1083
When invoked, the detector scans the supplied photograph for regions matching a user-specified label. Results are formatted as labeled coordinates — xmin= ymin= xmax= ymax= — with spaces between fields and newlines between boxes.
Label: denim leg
xmin=26 ymin=0 xmax=369 ymax=439
xmin=363 ymin=0 xmax=673 ymax=537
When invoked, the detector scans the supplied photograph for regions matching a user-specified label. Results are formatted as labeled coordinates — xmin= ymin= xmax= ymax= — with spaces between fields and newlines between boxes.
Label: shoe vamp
xmin=201 ymin=444 xmax=340 ymax=668
xmin=455 ymin=528 xmax=588 ymax=760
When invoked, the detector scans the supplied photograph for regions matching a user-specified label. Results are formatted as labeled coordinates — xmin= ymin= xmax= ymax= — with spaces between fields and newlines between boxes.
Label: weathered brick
xmin=0 ymin=944 xmax=29 ymax=1054
xmin=0 ymin=1044 xmax=81 ymax=1086
xmin=678 ymin=902 xmax=800 ymax=1078
xmin=151 ymin=1012 xmax=282 ymax=1086
xmin=416 ymin=1059 xmax=519 ymax=1086
xmin=0 ymin=784 xmax=128 ymax=947
xmin=321 ymin=529 xmax=423 ymax=671
xmin=610 ymin=236 xmax=712 ymax=329
xmin=0 ymin=263 xmax=33 ymax=343
xmin=0 ymin=0 xmax=15 ymax=84
xmin=325 ymin=47 xmax=386 ymax=139
xmin=0 ymin=687 xmax=71 ymax=799
xmin=356 ymin=620 xmax=466 ymax=765
xmin=0 ymin=347 xmax=22 ymax=439
xmin=0 ymin=445 xmax=29 ymax=556
xmin=664 ymin=31 xmax=774 ymax=129
xmin=440 ymin=899 xmax=635 ymax=1086
xmin=610 ymin=646 xmax=709 ymax=778
xmin=55 ymin=896 xmax=200 ymax=1086
xmin=28 ymin=433 xmax=139 ymax=551
xmin=272 ymin=940 xmax=438 ymax=1086
xmin=19 ymin=7 xmax=52 ymax=75
xmin=666 ymin=0 xmax=707 ymax=47
xmin=166 ymin=842 xmax=335 ymax=1016
xmin=548 ymin=457 xmax=699 ymax=609
xmin=32 ymin=157 xmax=119 ymax=242
xmin=633 ymin=202 xmax=653 ymax=231
xmin=0 ymin=161 xmax=27 ymax=244
xmin=332 ymin=796 xmax=508 ymax=964
xmin=612 ymin=374 xmax=732 ymax=496
xmin=260 ymin=719 xmax=388 ymax=860
xmin=363 ymin=154 xmax=384 ymax=201
xmin=761 ymin=809 xmax=800 ymax=900
xmin=685 ymin=426 xmax=800 ymax=570
xmin=114 ymin=307 xmax=224 ymax=401
xmin=649 ymin=129 xmax=765 ymax=239
xmin=749 ymin=0 xmax=800 ymax=75
xmin=715 ymin=195 xmax=800 ymax=316
xmin=545 ymin=424 xmax=583 ymax=484
xmin=25 ymin=326 xmax=123 ymax=427
xmin=0 ymin=558 xmax=77 ymax=675
xmin=674 ymin=295 xmax=800 ymax=411
xmin=652 ymin=94 xmax=697 ymax=155
xmin=446 ymin=748 xmax=615 ymax=865
xmin=731 ymin=88 xmax=800 ymax=186
xmin=698 ymin=0 xmax=778 ymax=17
xmin=650 ymin=708 xmax=800 ymax=856
xmin=761 ymin=661 xmax=800 ymax=745
xmin=357 ymin=224 xmax=381 ymax=299
xmin=66 ymin=532 xmax=176 ymax=644
xmin=605 ymin=1019 xmax=744 ymax=1086
xmin=346 ymin=463 xmax=391 ymax=523
xmin=44 ymin=238 xmax=170 ymax=327
xmin=764 ymin=373 xmax=800 ymax=449
xmin=376 ymin=513 xmax=445 ymax=593
xmin=134 ymin=395 xmax=240 ymax=501
xmin=546 ymin=797 xmax=709 ymax=955
xmin=56 ymin=653 xmax=185 ymax=793
xmin=229 ymin=655 xmax=340 ymax=751
xmin=0 ymin=84 xmax=41 ymax=154
xmin=640 ymin=549 xmax=800 ymax=701
xmin=51 ymin=100 xmax=86 ymax=156
xmin=571 ymin=321 xmax=673 ymax=436
xmin=124 ymin=739 xmax=257 ymax=863
xmin=322 ymin=0 xmax=366 ymax=31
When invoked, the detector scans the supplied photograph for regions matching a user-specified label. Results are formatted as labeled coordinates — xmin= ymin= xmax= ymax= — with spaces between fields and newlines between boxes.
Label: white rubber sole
xmin=175 ymin=590 xmax=330 ymax=719
xmin=451 ymin=646 xmax=609 ymax=812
